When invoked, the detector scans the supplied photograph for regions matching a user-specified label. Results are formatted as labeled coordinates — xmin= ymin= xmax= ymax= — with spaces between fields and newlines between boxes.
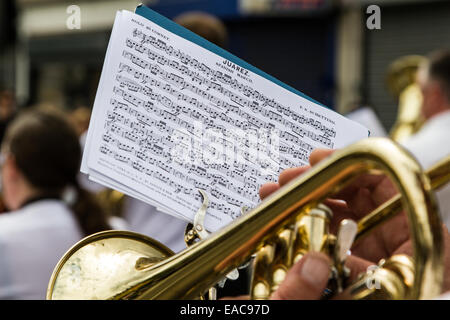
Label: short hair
xmin=427 ymin=49 xmax=450 ymax=101
xmin=173 ymin=11 xmax=228 ymax=48
xmin=2 ymin=107 xmax=111 ymax=235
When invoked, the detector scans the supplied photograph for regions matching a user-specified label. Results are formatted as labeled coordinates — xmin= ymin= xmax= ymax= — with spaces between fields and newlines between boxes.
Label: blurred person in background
xmin=68 ymin=106 xmax=91 ymax=138
xmin=0 ymin=87 xmax=16 ymax=144
xmin=172 ymin=11 xmax=228 ymax=47
xmin=401 ymin=49 xmax=450 ymax=228
xmin=0 ymin=87 xmax=17 ymax=213
xmin=0 ymin=108 xmax=112 ymax=299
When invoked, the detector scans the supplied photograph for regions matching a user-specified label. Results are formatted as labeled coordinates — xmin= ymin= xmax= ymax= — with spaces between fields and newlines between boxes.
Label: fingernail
xmin=300 ymin=255 xmax=330 ymax=288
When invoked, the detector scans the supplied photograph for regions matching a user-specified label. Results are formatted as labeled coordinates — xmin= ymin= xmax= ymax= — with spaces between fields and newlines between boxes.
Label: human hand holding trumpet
xmin=253 ymin=149 xmax=450 ymax=300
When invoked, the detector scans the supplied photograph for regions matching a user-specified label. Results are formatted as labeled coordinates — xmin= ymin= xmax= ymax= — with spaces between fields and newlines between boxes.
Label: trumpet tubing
xmin=47 ymin=137 xmax=446 ymax=300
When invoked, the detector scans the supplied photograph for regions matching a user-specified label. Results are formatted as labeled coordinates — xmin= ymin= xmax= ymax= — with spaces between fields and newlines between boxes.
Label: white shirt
xmin=122 ymin=197 xmax=188 ymax=253
xmin=401 ymin=110 xmax=450 ymax=229
xmin=0 ymin=200 xmax=83 ymax=299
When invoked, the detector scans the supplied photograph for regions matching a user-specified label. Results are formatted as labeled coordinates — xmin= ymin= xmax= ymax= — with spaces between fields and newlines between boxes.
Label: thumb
xmin=271 ymin=252 xmax=331 ymax=300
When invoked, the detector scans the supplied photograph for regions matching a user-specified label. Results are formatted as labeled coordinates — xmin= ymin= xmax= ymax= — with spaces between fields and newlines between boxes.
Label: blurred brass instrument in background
xmin=47 ymin=138 xmax=449 ymax=300
xmin=387 ymin=55 xmax=428 ymax=142
xmin=96 ymin=188 xmax=126 ymax=219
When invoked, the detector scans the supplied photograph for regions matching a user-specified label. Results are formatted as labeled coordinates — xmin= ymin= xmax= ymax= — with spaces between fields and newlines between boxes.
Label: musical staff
xmin=84 ymin=11 xmax=368 ymax=232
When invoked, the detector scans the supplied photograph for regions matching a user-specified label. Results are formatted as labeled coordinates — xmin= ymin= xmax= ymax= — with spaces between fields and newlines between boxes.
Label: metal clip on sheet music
xmin=184 ymin=189 xmax=209 ymax=247
xmin=184 ymin=190 xmax=240 ymax=300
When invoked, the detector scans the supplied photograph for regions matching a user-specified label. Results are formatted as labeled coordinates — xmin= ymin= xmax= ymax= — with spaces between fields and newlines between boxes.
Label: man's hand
xmin=261 ymin=149 xmax=450 ymax=298
xmin=270 ymin=252 xmax=331 ymax=300
xmin=221 ymin=252 xmax=332 ymax=300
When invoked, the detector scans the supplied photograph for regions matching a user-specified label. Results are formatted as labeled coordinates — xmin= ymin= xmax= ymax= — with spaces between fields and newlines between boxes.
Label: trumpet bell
xmin=386 ymin=55 xmax=426 ymax=97
xmin=47 ymin=230 xmax=174 ymax=300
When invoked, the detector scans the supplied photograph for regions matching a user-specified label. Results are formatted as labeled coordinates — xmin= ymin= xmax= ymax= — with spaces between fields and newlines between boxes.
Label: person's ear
xmin=1 ymin=154 xmax=24 ymax=211
xmin=435 ymin=82 xmax=450 ymax=107
xmin=429 ymin=81 xmax=447 ymax=109
xmin=3 ymin=154 xmax=20 ymax=181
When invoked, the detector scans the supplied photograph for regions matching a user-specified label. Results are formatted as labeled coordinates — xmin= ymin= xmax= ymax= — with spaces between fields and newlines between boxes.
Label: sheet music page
xmin=82 ymin=10 xmax=369 ymax=232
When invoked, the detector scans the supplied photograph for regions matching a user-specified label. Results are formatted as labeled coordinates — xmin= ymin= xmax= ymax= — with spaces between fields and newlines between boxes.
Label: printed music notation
xmin=82 ymin=10 xmax=368 ymax=232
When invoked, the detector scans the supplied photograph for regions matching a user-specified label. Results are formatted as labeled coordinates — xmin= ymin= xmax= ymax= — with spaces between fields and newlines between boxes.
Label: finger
xmin=323 ymin=199 xmax=360 ymax=234
xmin=345 ymin=187 xmax=377 ymax=218
xmin=259 ymin=183 xmax=280 ymax=200
xmin=323 ymin=198 xmax=348 ymax=215
xmin=309 ymin=149 xmax=334 ymax=166
xmin=278 ymin=166 xmax=310 ymax=187
xmin=309 ymin=148 xmax=391 ymax=204
xmin=308 ymin=149 xmax=388 ymax=208
xmin=371 ymin=176 xmax=399 ymax=206
xmin=331 ymin=255 xmax=376 ymax=300
xmin=270 ymin=252 xmax=331 ymax=300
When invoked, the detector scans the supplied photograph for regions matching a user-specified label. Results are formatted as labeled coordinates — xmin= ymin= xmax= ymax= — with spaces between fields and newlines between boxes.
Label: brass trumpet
xmin=47 ymin=138 xmax=448 ymax=300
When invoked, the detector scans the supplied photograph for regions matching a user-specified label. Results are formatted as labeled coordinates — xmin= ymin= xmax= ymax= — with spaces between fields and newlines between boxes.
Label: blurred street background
xmin=1 ymin=0 xmax=449 ymax=133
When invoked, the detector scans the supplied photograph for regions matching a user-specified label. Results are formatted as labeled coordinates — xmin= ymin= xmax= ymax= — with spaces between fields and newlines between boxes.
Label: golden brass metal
xmin=250 ymin=204 xmax=332 ymax=299
xmin=349 ymin=262 xmax=408 ymax=300
xmin=47 ymin=137 xmax=444 ymax=300
xmin=356 ymin=155 xmax=450 ymax=243
xmin=428 ymin=155 xmax=450 ymax=190
xmin=251 ymin=242 xmax=275 ymax=300
xmin=387 ymin=55 xmax=428 ymax=142
xmin=96 ymin=189 xmax=126 ymax=219
xmin=294 ymin=204 xmax=332 ymax=256
xmin=47 ymin=231 xmax=174 ymax=300
xmin=270 ymin=228 xmax=294 ymax=292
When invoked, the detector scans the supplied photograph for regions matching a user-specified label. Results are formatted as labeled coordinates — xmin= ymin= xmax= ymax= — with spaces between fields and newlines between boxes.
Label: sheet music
xmin=82 ymin=10 xmax=369 ymax=232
